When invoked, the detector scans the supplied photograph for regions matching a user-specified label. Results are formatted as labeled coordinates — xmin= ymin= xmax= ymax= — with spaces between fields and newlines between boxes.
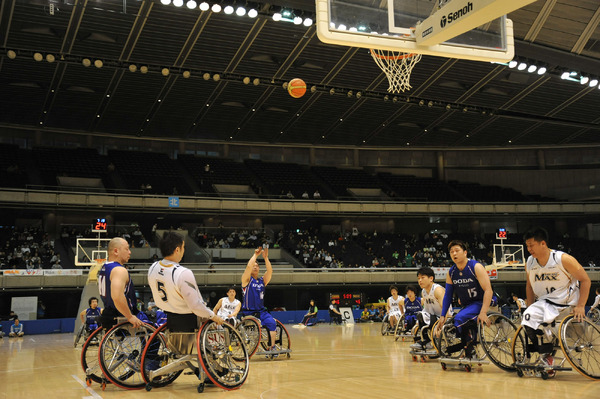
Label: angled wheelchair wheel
xmin=261 ymin=319 xmax=291 ymax=357
xmin=511 ymin=325 xmax=538 ymax=365
xmin=393 ymin=314 xmax=406 ymax=338
xmin=237 ymin=316 xmax=261 ymax=358
xmin=197 ymin=321 xmax=249 ymax=390
xmin=559 ymin=315 xmax=600 ymax=380
xmin=74 ymin=324 xmax=86 ymax=348
xmin=381 ymin=314 xmax=391 ymax=336
xmin=479 ymin=313 xmax=519 ymax=371
xmin=98 ymin=321 xmax=157 ymax=389
xmin=587 ymin=308 xmax=600 ymax=324
xmin=140 ymin=324 xmax=184 ymax=388
xmin=430 ymin=320 xmax=440 ymax=352
xmin=80 ymin=327 xmax=105 ymax=384
xmin=436 ymin=319 xmax=462 ymax=359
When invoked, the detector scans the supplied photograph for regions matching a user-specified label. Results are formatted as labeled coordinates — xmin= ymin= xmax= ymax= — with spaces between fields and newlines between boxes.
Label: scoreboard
xmin=329 ymin=292 xmax=364 ymax=307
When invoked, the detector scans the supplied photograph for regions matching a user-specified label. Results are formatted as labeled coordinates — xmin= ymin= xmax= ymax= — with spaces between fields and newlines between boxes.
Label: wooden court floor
xmin=0 ymin=322 xmax=597 ymax=399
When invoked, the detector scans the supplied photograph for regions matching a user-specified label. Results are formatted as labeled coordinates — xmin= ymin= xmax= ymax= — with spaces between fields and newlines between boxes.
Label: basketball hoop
xmin=370 ymin=49 xmax=422 ymax=93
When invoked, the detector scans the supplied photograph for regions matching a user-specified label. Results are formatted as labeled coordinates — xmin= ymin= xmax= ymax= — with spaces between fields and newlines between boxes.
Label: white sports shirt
xmin=148 ymin=259 xmax=214 ymax=318
xmin=217 ymin=297 xmax=241 ymax=319
xmin=387 ymin=295 xmax=404 ymax=314
xmin=527 ymin=250 xmax=579 ymax=306
xmin=421 ymin=283 xmax=443 ymax=316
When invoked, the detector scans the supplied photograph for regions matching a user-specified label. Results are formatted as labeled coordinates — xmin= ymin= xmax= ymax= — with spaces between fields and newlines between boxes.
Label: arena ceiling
xmin=1 ymin=0 xmax=600 ymax=148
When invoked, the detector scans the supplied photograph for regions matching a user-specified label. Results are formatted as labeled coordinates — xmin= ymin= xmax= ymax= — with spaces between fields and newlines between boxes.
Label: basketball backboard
xmin=75 ymin=238 xmax=110 ymax=267
xmin=316 ymin=0 xmax=526 ymax=62
xmin=492 ymin=244 xmax=525 ymax=269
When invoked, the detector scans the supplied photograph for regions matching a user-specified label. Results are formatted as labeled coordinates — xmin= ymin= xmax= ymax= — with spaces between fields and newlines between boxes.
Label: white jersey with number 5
xmin=527 ymin=250 xmax=579 ymax=306
xmin=147 ymin=260 xmax=214 ymax=318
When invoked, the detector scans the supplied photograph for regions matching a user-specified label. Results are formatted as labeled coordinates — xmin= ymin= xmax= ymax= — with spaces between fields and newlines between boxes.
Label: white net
xmin=370 ymin=49 xmax=422 ymax=93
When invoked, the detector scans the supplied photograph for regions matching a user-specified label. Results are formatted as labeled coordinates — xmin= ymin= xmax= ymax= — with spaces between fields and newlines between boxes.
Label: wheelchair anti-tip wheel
xmin=237 ymin=316 xmax=261 ymax=358
xmin=261 ymin=319 xmax=291 ymax=358
xmin=197 ymin=320 xmax=249 ymax=390
xmin=80 ymin=327 xmax=105 ymax=385
xmin=559 ymin=315 xmax=600 ymax=380
xmin=479 ymin=313 xmax=519 ymax=371
xmin=98 ymin=321 xmax=157 ymax=389
xmin=140 ymin=324 xmax=185 ymax=388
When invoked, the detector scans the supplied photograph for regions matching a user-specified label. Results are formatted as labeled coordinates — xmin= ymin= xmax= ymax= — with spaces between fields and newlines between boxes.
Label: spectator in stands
xmin=286 ymin=190 xmax=294 ymax=199
xmin=405 ymin=251 xmax=414 ymax=267
xmin=302 ymin=191 xmax=309 ymax=199
xmin=9 ymin=319 xmax=24 ymax=337
xmin=204 ymin=163 xmax=210 ymax=172
xmin=360 ymin=307 xmax=371 ymax=322
xmin=313 ymin=190 xmax=321 ymax=199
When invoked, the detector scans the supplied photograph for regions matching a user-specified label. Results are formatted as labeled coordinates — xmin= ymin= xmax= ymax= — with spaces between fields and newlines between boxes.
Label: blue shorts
xmin=453 ymin=302 xmax=483 ymax=332
xmin=242 ymin=309 xmax=277 ymax=332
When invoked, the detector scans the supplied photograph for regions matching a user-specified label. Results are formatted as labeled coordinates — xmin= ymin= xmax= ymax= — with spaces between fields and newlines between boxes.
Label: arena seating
xmin=0 ymin=143 xmax=30 ymax=188
xmin=178 ymin=155 xmax=256 ymax=194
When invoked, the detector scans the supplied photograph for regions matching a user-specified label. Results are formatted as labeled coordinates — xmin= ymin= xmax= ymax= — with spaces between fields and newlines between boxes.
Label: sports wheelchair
xmin=436 ymin=312 xmax=519 ymax=372
xmin=236 ymin=315 xmax=291 ymax=360
xmin=380 ymin=313 xmax=415 ymax=341
xmin=140 ymin=320 xmax=249 ymax=392
xmin=511 ymin=312 xmax=600 ymax=380
xmin=587 ymin=307 xmax=600 ymax=324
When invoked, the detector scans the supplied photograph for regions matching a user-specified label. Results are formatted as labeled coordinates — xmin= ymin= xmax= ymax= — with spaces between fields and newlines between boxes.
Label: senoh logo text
xmin=440 ymin=2 xmax=473 ymax=28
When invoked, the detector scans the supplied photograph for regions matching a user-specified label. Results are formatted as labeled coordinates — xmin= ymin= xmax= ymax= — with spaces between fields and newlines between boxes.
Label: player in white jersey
xmin=590 ymin=287 xmax=600 ymax=311
xmin=386 ymin=285 xmax=405 ymax=330
xmin=148 ymin=232 xmax=223 ymax=337
xmin=511 ymin=293 xmax=527 ymax=315
xmin=411 ymin=267 xmax=448 ymax=350
xmin=521 ymin=227 xmax=591 ymax=366
xmin=213 ymin=287 xmax=241 ymax=326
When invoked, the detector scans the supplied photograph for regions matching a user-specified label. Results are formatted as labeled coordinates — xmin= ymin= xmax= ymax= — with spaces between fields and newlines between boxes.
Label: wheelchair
xmin=74 ymin=322 xmax=98 ymax=348
xmin=80 ymin=327 xmax=105 ymax=386
xmin=236 ymin=315 xmax=291 ymax=360
xmin=409 ymin=317 xmax=441 ymax=362
xmin=140 ymin=320 xmax=249 ymax=392
xmin=94 ymin=320 xmax=158 ymax=390
xmin=436 ymin=312 xmax=519 ymax=372
xmin=587 ymin=307 xmax=600 ymax=324
xmin=511 ymin=312 xmax=600 ymax=380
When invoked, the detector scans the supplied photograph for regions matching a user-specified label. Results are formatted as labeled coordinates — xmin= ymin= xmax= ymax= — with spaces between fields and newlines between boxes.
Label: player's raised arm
xmin=473 ymin=262 xmax=493 ymax=325
xmin=262 ymin=247 xmax=273 ymax=286
xmin=242 ymin=247 xmax=262 ymax=287
xmin=561 ymin=253 xmax=591 ymax=322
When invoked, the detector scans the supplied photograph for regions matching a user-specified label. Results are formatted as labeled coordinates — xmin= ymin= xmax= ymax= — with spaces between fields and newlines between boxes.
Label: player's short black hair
xmin=389 ymin=285 xmax=399 ymax=293
xmin=523 ymin=227 xmax=549 ymax=245
xmin=405 ymin=285 xmax=417 ymax=295
xmin=159 ymin=231 xmax=184 ymax=257
xmin=417 ymin=266 xmax=435 ymax=280
xmin=89 ymin=297 xmax=98 ymax=306
xmin=227 ymin=286 xmax=236 ymax=293
xmin=447 ymin=240 xmax=468 ymax=252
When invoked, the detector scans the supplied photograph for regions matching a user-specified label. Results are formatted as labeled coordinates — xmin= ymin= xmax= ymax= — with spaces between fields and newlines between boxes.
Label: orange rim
xmin=370 ymin=49 xmax=418 ymax=60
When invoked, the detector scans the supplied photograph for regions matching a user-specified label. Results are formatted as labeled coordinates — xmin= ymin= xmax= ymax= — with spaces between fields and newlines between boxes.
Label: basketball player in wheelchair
xmin=513 ymin=227 xmax=593 ymax=379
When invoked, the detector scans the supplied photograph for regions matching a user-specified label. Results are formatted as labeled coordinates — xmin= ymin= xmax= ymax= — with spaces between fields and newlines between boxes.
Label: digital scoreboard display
xmin=92 ymin=218 xmax=107 ymax=232
xmin=498 ymin=228 xmax=507 ymax=239
xmin=329 ymin=292 xmax=364 ymax=307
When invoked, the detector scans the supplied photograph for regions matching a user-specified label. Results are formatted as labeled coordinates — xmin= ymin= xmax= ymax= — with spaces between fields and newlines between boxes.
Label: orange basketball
xmin=287 ymin=78 xmax=306 ymax=98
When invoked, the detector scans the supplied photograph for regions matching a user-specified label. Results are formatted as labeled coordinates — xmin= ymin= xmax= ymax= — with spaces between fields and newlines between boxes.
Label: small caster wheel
xmin=287 ymin=353 xmax=291 ymax=359
xmin=412 ymin=355 xmax=418 ymax=362
xmin=465 ymin=364 xmax=472 ymax=372
xmin=145 ymin=384 xmax=153 ymax=392
xmin=516 ymin=368 xmax=524 ymax=378
xmin=101 ymin=382 xmax=107 ymax=391
xmin=441 ymin=362 xmax=447 ymax=370
xmin=85 ymin=378 xmax=92 ymax=387
xmin=541 ymin=371 xmax=549 ymax=380
xmin=197 ymin=383 xmax=205 ymax=393
xmin=421 ymin=356 xmax=426 ymax=363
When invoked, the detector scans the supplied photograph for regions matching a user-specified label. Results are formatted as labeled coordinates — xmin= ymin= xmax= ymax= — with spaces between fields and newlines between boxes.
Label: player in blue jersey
xmin=435 ymin=240 xmax=493 ymax=358
xmin=98 ymin=237 xmax=143 ymax=329
xmin=404 ymin=286 xmax=422 ymax=331
xmin=80 ymin=297 xmax=102 ymax=332
xmin=241 ymin=246 xmax=277 ymax=351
